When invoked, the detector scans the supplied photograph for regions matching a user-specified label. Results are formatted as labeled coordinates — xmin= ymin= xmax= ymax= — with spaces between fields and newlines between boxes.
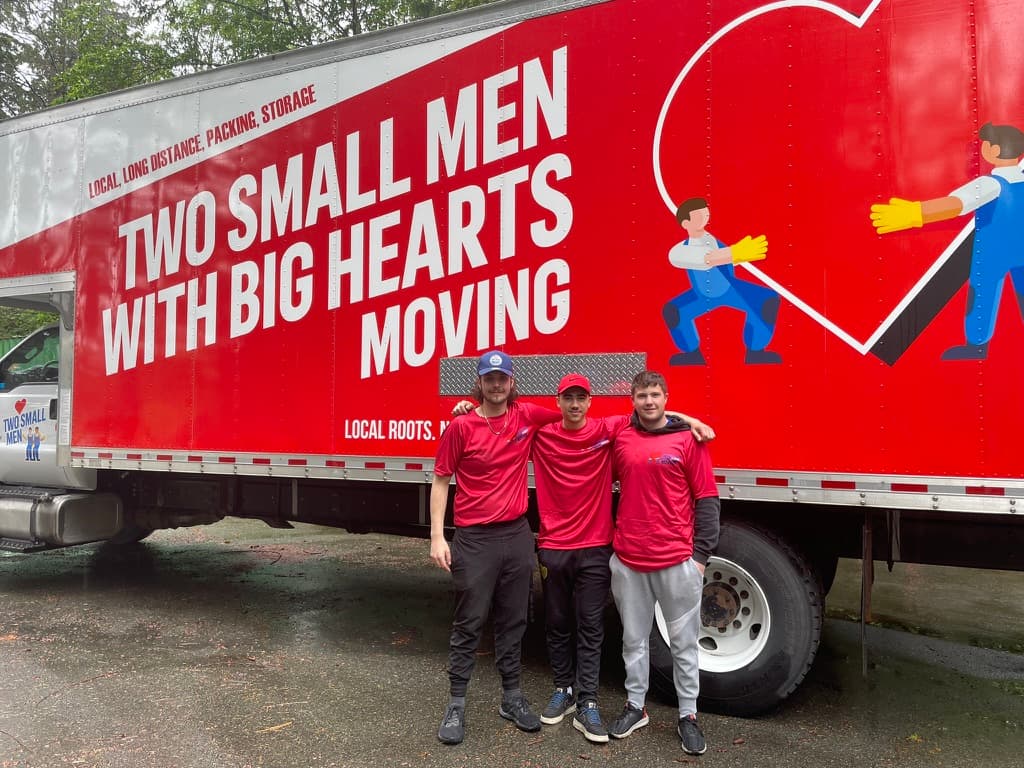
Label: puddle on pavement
xmin=826 ymin=558 xmax=1024 ymax=653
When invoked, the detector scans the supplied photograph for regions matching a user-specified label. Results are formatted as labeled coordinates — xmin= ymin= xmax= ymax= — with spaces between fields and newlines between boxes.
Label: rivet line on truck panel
xmin=64 ymin=454 xmax=1017 ymax=498
xmin=67 ymin=451 xmax=424 ymax=471
xmin=717 ymin=474 xmax=1012 ymax=497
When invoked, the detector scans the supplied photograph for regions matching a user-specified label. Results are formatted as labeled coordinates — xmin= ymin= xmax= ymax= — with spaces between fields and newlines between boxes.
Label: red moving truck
xmin=1 ymin=0 xmax=1022 ymax=715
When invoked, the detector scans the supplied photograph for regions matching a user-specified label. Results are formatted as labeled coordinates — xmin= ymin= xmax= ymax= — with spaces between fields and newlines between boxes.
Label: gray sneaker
xmin=437 ymin=703 xmax=465 ymax=745
xmin=678 ymin=714 xmax=707 ymax=755
xmin=608 ymin=702 xmax=649 ymax=739
xmin=540 ymin=687 xmax=576 ymax=724
xmin=572 ymin=700 xmax=609 ymax=743
xmin=499 ymin=695 xmax=542 ymax=732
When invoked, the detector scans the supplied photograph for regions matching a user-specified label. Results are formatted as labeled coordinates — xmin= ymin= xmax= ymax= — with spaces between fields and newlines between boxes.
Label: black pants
xmin=537 ymin=544 xmax=612 ymax=703
xmin=448 ymin=516 xmax=535 ymax=697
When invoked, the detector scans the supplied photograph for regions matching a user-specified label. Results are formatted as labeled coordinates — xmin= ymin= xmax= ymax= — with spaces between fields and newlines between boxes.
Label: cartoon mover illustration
xmin=663 ymin=197 xmax=782 ymax=365
xmin=871 ymin=122 xmax=1024 ymax=361
xmin=21 ymin=427 xmax=43 ymax=461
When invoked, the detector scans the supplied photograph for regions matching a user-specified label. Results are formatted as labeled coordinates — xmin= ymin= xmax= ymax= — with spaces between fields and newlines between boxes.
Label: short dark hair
xmin=630 ymin=370 xmax=667 ymax=395
xmin=676 ymin=197 xmax=709 ymax=226
xmin=979 ymin=122 xmax=1024 ymax=159
xmin=471 ymin=376 xmax=519 ymax=404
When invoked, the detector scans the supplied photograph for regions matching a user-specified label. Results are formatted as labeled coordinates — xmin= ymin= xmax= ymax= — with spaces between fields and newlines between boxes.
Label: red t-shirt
xmin=434 ymin=402 xmax=557 ymax=527
xmin=532 ymin=415 xmax=630 ymax=549
xmin=612 ymin=425 xmax=718 ymax=572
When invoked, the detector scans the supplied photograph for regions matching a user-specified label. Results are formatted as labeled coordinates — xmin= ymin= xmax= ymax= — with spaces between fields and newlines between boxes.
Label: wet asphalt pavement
xmin=0 ymin=520 xmax=1022 ymax=768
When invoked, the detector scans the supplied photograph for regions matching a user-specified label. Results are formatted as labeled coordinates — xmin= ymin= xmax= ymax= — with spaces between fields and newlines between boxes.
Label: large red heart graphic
xmin=14 ymin=399 xmax=26 ymax=414
xmin=655 ymin=0 xmax=1002 ymax=363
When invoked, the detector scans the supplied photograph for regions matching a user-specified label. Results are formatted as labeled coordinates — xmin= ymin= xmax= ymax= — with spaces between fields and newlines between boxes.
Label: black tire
xmin=814 ymin=551 xmax=840 ymax=596
xmin=649 ymin=520 xmax=823 ymax=717
xmin=105 ymin=523 xmax=155 ymax=545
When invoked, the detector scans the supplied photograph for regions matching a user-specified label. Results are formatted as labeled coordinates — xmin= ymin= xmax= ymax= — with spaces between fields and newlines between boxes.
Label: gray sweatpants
xmin=609 ymin=554 xmax=703 ymax=718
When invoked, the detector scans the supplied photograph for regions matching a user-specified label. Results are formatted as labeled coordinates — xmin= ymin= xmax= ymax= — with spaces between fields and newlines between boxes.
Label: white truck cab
xmin=0 ymin=322 xmax=122 ymax=551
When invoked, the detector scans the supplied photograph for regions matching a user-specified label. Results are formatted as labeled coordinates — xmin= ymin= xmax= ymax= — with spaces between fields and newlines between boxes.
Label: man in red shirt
xmin=429 ymin=350 xmax=559 ymax=746
xmin=606 ymin=370 xmax=720 ymax=756
xmin=531 ymin=373 xmax=625 ymax=743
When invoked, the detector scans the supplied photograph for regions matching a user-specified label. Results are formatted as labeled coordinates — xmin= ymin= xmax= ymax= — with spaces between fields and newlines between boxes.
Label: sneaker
xmin=678 ymin=714 xmax=707 ymax=755
xmin=608 ymin=702 xmax=649 ymax=739
xmin=572 ymin=700 xmax=609 ymax=743
xmin=437 ymin=703 xmax=465 ymax=745
xmin=499 ymin=695 xmax=542 ymax=732
xmin=540 ymin=687 xmax=576 ymax=724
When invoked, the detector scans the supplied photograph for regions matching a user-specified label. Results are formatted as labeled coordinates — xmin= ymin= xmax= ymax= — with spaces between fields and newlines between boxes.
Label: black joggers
xmin=537 ymin=544 xmax=612 ymax=703
xmin=448 ymin=516 xmax=535 ymax=697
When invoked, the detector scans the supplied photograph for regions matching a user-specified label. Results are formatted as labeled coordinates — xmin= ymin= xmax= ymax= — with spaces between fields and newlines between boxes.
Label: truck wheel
xmin=106 ymin=524 xmax=155 ymax=545
xmin=650 ymin=520 xmax=823 ymax=716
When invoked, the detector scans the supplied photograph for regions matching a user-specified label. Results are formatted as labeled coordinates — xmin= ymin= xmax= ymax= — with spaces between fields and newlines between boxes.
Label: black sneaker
xmin=499 ymin=695 xmax=542 ymax=732
xmin=437 ymin=703 xmax=465 ymax=745
xmin=678 ymin=714 xmax=707 ymax=755
xmin=540 ymin=687 xmax=576 ymax=724
xmin=572 ymin=700 xmax=609 ymax=743
xmin=608 ymin=702 xmax=649 ymax=739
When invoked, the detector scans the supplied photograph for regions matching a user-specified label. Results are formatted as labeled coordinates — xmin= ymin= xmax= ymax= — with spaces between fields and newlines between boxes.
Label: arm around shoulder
xmin=522 ymin=401 xmax=561 ymax=426
xmin=672 ymin=411 xmax=715 ymax=442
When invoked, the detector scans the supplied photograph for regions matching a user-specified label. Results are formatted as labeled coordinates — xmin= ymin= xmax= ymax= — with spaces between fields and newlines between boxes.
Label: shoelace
xmin=549 ymin=690 xmax=571 ymax=708
xmin=443 ymin=707 xmax=462 ymax=727
xmin=581 ymin=706 xmax=602 ymax=725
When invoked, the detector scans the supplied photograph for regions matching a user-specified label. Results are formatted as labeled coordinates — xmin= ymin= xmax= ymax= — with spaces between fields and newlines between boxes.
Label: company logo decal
xmin=4 ymin=405 xmax=47 ymax=460
xmin=648 ymin=453 xmax=682 ymax=465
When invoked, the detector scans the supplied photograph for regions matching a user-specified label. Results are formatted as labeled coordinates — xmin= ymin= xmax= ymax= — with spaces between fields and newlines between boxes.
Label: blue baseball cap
xmin=477 ymin=350 xmax=514 ymax=376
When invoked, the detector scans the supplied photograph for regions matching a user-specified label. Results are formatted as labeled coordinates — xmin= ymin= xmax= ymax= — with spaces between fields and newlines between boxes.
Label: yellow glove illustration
xmin=870 ymin=198 xmax=923 ymax=234
xmin=731 ymin=235 xmax=768 ymax=264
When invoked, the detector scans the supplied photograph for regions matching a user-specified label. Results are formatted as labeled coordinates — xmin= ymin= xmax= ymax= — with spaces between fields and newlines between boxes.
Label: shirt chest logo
xmin=647 ymin=453 xmax=682 ymax=465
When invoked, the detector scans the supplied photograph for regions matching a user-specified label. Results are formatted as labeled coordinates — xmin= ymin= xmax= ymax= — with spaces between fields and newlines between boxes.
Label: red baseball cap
xmin=557 ymin=373 xmax=592 ymax=395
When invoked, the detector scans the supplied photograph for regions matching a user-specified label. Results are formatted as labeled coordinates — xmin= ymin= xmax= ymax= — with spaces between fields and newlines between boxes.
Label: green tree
xmin=0 ymin=0 xmax=173 ymax=117
xmin=53 ymin=0 xmax=175 ymax=103
xmin=156 ymin=1 xmax=497 ymax=72
xmin=0 ymin=1 xmax=48 ymax=118
xmin=0 ymin=307 xmax=58 ymax=340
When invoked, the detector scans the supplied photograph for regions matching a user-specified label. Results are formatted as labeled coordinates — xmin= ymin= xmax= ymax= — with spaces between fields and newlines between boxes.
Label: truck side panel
xmin=1 ymin=0 xmax=1023 ymax=483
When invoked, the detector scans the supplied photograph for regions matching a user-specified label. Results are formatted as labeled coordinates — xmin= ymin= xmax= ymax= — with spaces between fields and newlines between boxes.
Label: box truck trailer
xmin=1 ymin=0 xmax=1022 ymax=715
